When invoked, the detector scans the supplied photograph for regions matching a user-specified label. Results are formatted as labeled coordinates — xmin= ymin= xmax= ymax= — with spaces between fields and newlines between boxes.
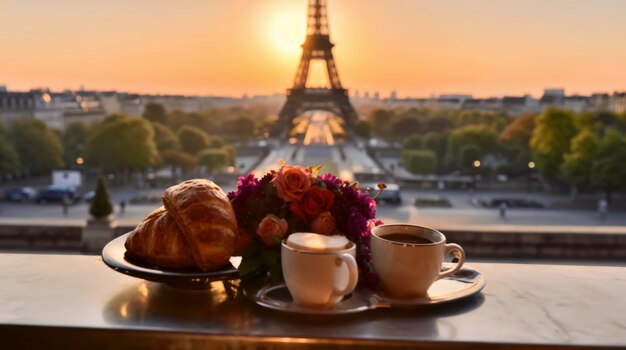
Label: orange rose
xmin=301 ymin=187 xmax=335 ymax=219
xmin=310 ymin=211 xmax=336 ymax=235
xmin=256 ymin=214 xmax=288 ymax=246
xmin=273 ymin=165 xmax=311 ymax=202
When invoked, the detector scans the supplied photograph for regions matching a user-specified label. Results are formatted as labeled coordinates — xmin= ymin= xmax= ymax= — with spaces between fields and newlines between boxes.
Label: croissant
xmin=124 ymin=206 xmax=196 ymax=270
xmin=163 ymin=179 xmax=237 ymax=271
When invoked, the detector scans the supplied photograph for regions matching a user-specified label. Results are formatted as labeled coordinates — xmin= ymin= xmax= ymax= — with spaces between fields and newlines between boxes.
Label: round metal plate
xmin=101 ymin=233 xmax=240 ymax=288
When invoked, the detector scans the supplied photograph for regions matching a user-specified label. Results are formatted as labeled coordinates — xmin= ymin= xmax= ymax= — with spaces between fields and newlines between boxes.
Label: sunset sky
xmin=1 ymin=0 xmax=626 ymax=98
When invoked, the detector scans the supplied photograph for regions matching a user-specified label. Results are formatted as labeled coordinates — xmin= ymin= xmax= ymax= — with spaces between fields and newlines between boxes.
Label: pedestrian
xmin=62 ymin=194 xmax=70 ymax=216
xmin=499 ymin=201 xmax=508 ymax=220
xmin=120 ymin=200 xmax=126 ymax=215
xmin=598 ymin=198 xmax=608 ymax=220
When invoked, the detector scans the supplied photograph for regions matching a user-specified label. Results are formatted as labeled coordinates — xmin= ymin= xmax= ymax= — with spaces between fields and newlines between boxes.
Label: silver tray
xmin=245 ymin=266 xmax=485 ymax=315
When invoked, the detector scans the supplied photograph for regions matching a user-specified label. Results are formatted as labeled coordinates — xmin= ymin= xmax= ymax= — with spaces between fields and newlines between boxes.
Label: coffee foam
xmin=286 ymin=232 xmax=350 ymax=252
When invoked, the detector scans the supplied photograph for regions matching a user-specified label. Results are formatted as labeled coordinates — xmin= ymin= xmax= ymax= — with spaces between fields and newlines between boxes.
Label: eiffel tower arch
xmin=277 ymin=0 xmax=358 ymax=136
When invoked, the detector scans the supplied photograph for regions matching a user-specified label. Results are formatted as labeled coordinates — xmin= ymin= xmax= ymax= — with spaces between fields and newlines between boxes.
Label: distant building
xmin=611 ymin=92 xmax=626 ymax=114
xmin=540 ymin=88 xmax=565 ymax=107
xmin=0 ymin=90 xmax=64 ymax=129
xmin=389 ymin=90 xmax=398 ymax=100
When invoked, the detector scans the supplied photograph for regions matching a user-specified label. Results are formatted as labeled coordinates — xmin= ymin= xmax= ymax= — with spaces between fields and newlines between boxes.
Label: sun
xmin=270 ymin=11 xmax=305 ymax=55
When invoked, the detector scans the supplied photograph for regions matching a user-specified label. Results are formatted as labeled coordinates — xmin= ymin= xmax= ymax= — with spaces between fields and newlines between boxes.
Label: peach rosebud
xmin=310 ymin=211 xmax=336 ymax=236
xmin=272 ymin=165 xmax=311 ymax=202
xmin=257 ymin=214 xmax=288 ymax=246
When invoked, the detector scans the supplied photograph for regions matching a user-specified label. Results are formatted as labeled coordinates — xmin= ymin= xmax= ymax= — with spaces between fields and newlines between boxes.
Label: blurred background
xmin=0 ymin=0 xmax=625 ymax=262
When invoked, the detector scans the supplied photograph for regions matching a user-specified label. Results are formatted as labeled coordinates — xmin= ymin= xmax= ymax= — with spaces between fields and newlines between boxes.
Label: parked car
xmin=3 ymin=187 xmax=37 ymax=202
xmin=35 ymin=186 xmax=79 ymax=204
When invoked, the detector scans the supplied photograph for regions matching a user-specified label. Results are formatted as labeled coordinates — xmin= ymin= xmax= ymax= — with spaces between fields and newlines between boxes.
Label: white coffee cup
xmin=371 ymin=224 xmax=465 ymax=298
xmin=281 ymin=236 xmax=358 ymax=308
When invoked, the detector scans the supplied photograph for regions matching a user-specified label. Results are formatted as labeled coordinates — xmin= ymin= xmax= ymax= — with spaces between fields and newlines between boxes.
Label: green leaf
xmin=238 ymin=253 xmax=264 ymax=277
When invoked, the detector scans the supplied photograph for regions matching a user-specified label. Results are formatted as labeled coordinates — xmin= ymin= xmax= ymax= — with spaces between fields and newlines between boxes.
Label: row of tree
xmin=371 ymin=107 xmax=626 ymax=195
xmin=0 ymin=103 xmax=271 ymax=179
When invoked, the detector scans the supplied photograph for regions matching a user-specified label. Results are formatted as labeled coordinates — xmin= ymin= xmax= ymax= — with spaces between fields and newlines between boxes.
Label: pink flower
xmin=272 ymin=165 xmax=311 ymax=202
xmin=310 ymin=211 xmax=336 ymax=235
xmin=256 ymin=214 xmax=288 ymax=246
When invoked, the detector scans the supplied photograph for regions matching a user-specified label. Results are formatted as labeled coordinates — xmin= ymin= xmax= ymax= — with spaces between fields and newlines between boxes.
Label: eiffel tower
xmin=276 ymin=0 xmax=358 ymax=136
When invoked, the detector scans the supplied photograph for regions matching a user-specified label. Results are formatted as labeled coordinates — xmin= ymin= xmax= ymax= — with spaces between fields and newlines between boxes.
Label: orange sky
xmin=1 ymin=0 xmax=626 ymax=98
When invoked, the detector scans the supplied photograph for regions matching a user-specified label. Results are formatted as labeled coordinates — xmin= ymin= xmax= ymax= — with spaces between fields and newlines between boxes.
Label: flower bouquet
xmin=228 ymin=164 xmax=383 ymax=286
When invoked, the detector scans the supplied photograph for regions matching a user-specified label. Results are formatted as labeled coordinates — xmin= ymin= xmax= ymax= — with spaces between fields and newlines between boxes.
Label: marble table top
xmin=1 ymin=253 xmax=624 ymax=349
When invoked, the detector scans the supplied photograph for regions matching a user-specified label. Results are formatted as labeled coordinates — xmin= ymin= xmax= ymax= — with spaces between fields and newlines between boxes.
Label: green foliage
xmin=162 ymin=150 xmax=198 ymax=171
xmin=591 ymin=130 xmax=626 ymax=193
xmin=143 ymin=103 xmax=167 ymax=125
xmin=222 ymin=117 xmax=255 ymax=139
xmin=152 ymin=123 xmax=180 ymax=154
xmin=208 ymin=135 xmax=225 ymax=149
xmin=403 ymin=134 xmax=423 ymax=150
xmin=10 ymin=119 xmax=64 ymax=175
xmin=561 ymin=131 xmax=599 ymax=186
xmin=197 ymin=148 xmax=230 ymax=173
xmin=354 ymin=120 xmax=371 ymax=139
xmin=89 ymin=176 xmax=113 ymax=219
xmin=459 ymin=144 xmax=481 ymax=169
xmin=446 ymin=125 xmax=497 ymax=168
xmin=368 ymin=109 xmax=393 ymax=131
xmin=530 ymin=108 xmax=578 ymax=181
xmin=500 ymin=113 xmax=535 ymax=145
xmin=177 ymin=125 xmax=210 ymax=155
xmin=402 ymin=150 xmax=437 ymax=175
xmin=392 ymin=118 xmax=421 ymax=139
xmin=86 ymin=115 xmax=158 ymax=171
xmin=63 ymin=122 xmax=88 ymax=167
xmin=0 ymin=125 xmax=20 ymax=176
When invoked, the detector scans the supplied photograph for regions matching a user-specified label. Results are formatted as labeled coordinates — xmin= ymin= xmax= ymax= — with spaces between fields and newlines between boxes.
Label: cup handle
xmin=438 ymin=243 xmax=465 ymax=279
xmin=331 ymin=253 xmax=359 ymax=299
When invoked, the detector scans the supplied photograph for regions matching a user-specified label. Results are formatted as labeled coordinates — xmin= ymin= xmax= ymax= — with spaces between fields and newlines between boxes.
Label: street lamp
xmin=472 ymin=160 xmax=481 ymax=190
xmin=528 ymin=161 xmax=536 ymax=169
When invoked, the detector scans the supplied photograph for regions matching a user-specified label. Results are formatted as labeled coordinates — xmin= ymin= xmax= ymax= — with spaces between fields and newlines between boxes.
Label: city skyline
xmin=2 ymin=0 xmax=626 ymax=98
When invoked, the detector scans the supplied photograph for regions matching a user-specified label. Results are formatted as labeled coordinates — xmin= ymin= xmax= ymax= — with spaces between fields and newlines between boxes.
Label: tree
xmin=86 ymin=115 xmax=158 ymax=172
xmin=500 ymin=113 xmax=535 ymax=145
xmin=89 ymin=175 xmax=113 ymax=219
xmin=222 ymin=117 xmax=255 ymax=139
xmin=354 ymin=121 xmax=371 ymax=139
xmin=143 ymin=103 xmax=167 ymax=125
xmin=10 ymin=119 xmax=64 ymax=175
xmin=391 ymin=118 xmax=421 ymax=139
xmin=177 ymin=125 xmax=210 ymax=155
xmin=591 ymin=130 xmax=626 ymax=200
xmin=402 ymin=150 xmax=437 ymax=175
xmin=0 ymin=125 xmax=20 ymax=177
xmin=459 ymin=144 xmax=481 ymax=169
xmin=152 ymin=123 xmax=180 ymax=154
xmin=445 ymin=125 xmax=497 ymax=168
xmin=403 ymin=134 xmax=423 ymax=150
xmin=162 ymin=150 xmax=198 ymax=172
xmin=367 ymin=109 xmax=394 ymax=137
xmin=561 ymin=131 xmax=599 ymax=187
xmin=63 ymin=122 xmax=88 ymax=168
xmin=197 ymin=148 xmax=229 ymax=173
xmin=530 ymin=108 xmax=578 ymax=181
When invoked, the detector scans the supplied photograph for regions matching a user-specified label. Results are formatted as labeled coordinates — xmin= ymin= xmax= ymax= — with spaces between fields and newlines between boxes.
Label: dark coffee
xmin=383 ymin=233 xmax=434 ymax=244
